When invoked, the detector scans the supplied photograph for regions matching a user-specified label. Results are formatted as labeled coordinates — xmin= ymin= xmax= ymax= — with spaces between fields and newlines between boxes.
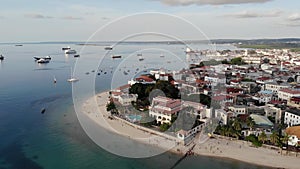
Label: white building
xmin=118 ymin=94 xmax=137 ymax=106
xmin=150 ymin=69 xmax=172 ymax=81
xmin=182 ymin=101 xmax=207 ymax=122
xmin=204 ymin=75 xmax=226 ymax=86
xmin=228 ymin=105 xmax=247 ymax=116
xmin=242 ymin=56 xmax=262 ymax=64
xmin=278 ymin=88 xmax=300 ymax=101
xmin=149 ymin=96 xmax=181 ymax=124
xmin=252 ymin=91 xmax=273 ymax=103
xmin=284 ymin=110 xmax=300 ymax=127
xmin=265 ymin=82 xmax=290 ymax=96
xmin=215 ymin=109 xmax=233 ymax=125
xmin=264 ymin=104 xmax=282 ymax=124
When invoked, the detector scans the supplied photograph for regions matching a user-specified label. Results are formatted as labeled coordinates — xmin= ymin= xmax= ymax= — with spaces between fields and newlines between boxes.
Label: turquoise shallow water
xmin=0 ymin=43 xmax=270 ymax=169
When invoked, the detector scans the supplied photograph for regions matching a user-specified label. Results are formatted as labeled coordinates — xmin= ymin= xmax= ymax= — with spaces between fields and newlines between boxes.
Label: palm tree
xmin=281 ymin=133 xmax=290 ymax=147
xmin=270 ymin=131 xmax=279 ymax=146
xmin=281 ymin=133 xmax=290 ymax=155
xmin=220 ymin=127 xmax=226 ymax=136
xmin=232 ymin=119 xmax=242 ymax=131
xmin=258 ymin=131 xmax=267 ymax=144
xmin=246 ymin=117 xmax=255 ymax=131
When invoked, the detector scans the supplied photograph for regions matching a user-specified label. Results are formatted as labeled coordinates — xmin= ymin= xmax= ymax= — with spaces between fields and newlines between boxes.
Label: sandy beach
xmin=82 ymin=91 xmax=300 ymax=169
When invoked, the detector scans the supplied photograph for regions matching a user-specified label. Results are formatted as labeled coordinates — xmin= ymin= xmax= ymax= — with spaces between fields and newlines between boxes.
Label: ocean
xmin=0 ymin=42 xmax=269 ymax=169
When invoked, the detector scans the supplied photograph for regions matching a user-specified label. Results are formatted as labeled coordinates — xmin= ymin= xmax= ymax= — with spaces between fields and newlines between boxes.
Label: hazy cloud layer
xmin=224 ymin=10 xmax=281 ymax=18
xmin=281 ymin=22 xmax=300 ymax=27
xmin=288 ymin=13 xmax=300 ymax=21
xmin=61 ymin=16 xmax=83 ymax=20
xmin=24 ymin=13 xmax=53 ymax=19
xmin=24 ymin=13 xmax=83 ymax=21
xmin=152 ymin=0 xmax=272 ymax=6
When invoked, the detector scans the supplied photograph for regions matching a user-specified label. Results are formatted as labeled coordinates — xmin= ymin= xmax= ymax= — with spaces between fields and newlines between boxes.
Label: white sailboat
xmin=67 ymin=67 xmax=79 ymax=82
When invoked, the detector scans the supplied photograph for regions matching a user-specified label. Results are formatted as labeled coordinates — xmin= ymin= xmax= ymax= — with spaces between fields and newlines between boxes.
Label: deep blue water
xmin=0 ymin=43 xmax=269 ymax=169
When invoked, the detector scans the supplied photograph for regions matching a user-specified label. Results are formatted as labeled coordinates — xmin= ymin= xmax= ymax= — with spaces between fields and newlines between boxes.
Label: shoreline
xmin=82 ymin=91 xmax=300 ymax=169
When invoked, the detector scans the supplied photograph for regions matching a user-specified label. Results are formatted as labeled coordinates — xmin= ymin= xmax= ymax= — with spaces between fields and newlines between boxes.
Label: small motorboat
xmin=67 ymin=78 xmax=79 ymax=82
xmin=74 ymin=54 xmax=80 ymax=57
xmin=0 ymin=55 xmax=4 ymax=60
xmin=37 ymin=58 xmax=49 ymax=64
xmin=67 ymin=67 xmax=79 ymax=82
xmin=112 ymin=55 xmax=121 ymax=59
xmin=45 ymin=56 xmax=51 ymax=60
xmin=65 ymin=49 xmax=77 ymax=54
xmin=34 ymin=56 xmax=51 ymax=61
xmin=104 ymin=46 xmax=113 ymax=50
xmin=41 ymin=108 xmax=46 ymax=114
xmin=62 ymin=46 xmax=71 ymax=50
xmin=15 ymin=44 xmax=23 ymax=46
xmin=139 ymin=57 xmax=144 ymax=61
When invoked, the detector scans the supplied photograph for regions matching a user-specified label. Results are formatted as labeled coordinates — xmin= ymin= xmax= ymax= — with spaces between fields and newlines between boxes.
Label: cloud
xmin=288 ymin=13 xmax=300 ymax=21
xmin=224 ymin=10 xmax=282 ymax=18
xmin=280 ymin=22 xmax=300 ymax=27
xmin=61 ymin=16 xmax=83 ymax=20
xmin=152 ymin=0 xmax=272 ymax=6
xmin=24 ymin=13 xmax=53 ymax=19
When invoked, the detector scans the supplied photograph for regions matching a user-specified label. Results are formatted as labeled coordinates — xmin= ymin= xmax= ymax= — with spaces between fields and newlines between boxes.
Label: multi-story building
xmin=118 ymin=94 xmax=137 ymax=106
xmin=228 ymin=105 xmax=247 ymax=115
xmin=264 ymin=104 xmax=282 ymax=124
xmin=287 ymin=96 xmax=300 ymax=109
xmin=215 ymin=109 xmax=233 ymax=125
xmin=242 ymin=56 xmax=262 ymax=64
xmin=149 ymin=96 xmax=181 ymax=124
xmin=278 ymin=88 xmax=300 ymax=101
xmin=252 ymin=90 xmax=273 ymax=103
xmin=204 ymin=75 xmax=226 ymax=86
xmin=265 ymin=82 xmax=290 ymax=96
xmin=284 ymin=109 xmax=300 ymax=127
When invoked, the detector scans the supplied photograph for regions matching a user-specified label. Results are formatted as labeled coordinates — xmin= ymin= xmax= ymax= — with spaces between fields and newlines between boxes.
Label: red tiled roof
xmin=227 ymin=87 xmax=243 ymax=93
xmin=111 ymin=91 xmax=122 ymax=96
xmin=257 ymin=77 xmax=271 ymax=81
xmin=117 ymin=84 xmax=131 ymax=90
xmin=279 ymin=88 xmax=300 ymax=95
xmin=290 ymin=96 xmax=300 ymax=102
xmin=269 ymin=100 xmax=285 ymax=104
xmin=136 ymin=76 xmax=155 ymax=82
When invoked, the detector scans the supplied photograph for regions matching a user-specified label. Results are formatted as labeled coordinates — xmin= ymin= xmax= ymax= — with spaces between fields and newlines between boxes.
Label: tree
xmin=270 ymin=131 xmax=280 ymax=146
xmin=245 ymin=134 xmax=262 ymax=147
xmin=160 ymin=123 xmax=170 ymax=132
xmin=281 ymin=133 xmax=290 ymax=147
xmin=287 ymin=77 xmax=294 ymax=83
xmin=258 ymin=131 xmax=267 ymax=144
xmin=106 ymin=101 xmax=116 ymax=112
xmin=230 ymin=57 xmax=245 ymax=65
xmin=246 ymin=117 xmax=255 ymax=131
xmin=232 ymin=119 xmax=242 ymax=131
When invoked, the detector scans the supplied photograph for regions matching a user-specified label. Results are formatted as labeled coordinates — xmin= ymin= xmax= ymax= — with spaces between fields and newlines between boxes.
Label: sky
xmin=0 ymin=0 xmax=300 ymax=42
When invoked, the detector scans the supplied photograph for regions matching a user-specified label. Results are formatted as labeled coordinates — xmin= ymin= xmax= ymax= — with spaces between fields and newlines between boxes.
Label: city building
xmin=149 ymin=96 xmax=181 ymax=124
xmin=284 ymin=109 xmax=300 ymax=127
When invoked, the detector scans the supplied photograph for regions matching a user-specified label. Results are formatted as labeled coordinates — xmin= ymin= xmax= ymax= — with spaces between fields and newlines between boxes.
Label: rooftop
xmin=250 ymin=114 xmax=274 ymax=127
xmin=286 ymin=126 xmax=300 ymax=138
xmin=279 ymin=88 xmax=300 ymax=95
